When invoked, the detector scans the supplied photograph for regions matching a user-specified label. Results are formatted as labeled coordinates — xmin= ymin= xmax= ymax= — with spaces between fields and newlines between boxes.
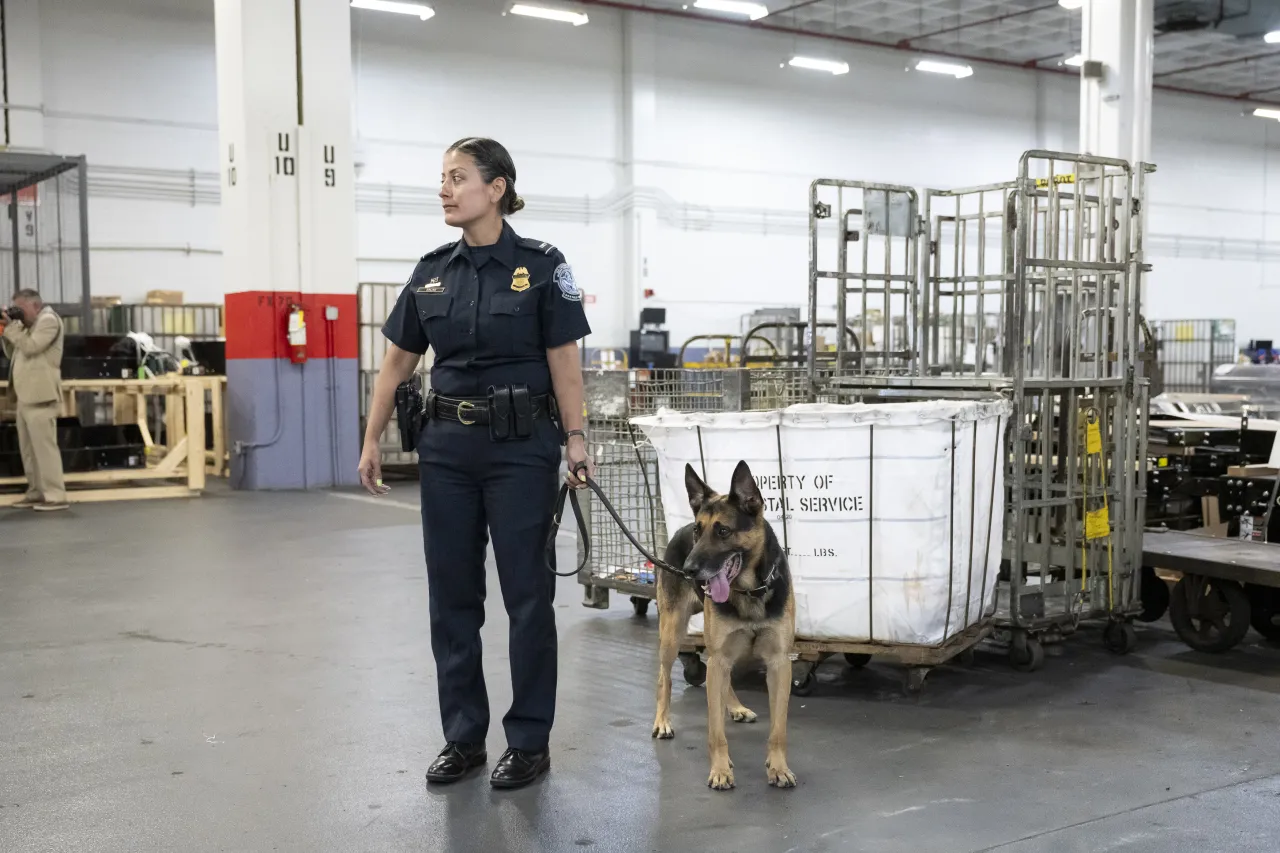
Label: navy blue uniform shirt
xmin=382 ymin=222 xmax=591 ymax=397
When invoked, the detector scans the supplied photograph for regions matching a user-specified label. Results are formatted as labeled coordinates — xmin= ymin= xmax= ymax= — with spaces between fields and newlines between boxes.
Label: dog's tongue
xmin=708 ymin=569 xmax=731 ymax=603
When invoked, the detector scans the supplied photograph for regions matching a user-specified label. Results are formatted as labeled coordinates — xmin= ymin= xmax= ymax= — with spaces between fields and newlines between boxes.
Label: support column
xmin=216 ymin=0 xmax=359 ymax=490
xmin=1079 ymin=0 xmax=1154 ymax=167
xmin=618 ymin=11 xmax=658 ymax=352
xmin=1 ymin=0 xmax=44 ymax=149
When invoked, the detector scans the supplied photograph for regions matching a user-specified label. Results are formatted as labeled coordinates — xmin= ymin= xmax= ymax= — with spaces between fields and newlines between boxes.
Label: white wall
xmin=13 ymin=0 xmax=1280 ymax=347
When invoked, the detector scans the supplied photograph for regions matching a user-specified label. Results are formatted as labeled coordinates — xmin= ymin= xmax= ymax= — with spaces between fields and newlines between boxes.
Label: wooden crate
xmin=0 ymin=376 xmax=227 ymax=504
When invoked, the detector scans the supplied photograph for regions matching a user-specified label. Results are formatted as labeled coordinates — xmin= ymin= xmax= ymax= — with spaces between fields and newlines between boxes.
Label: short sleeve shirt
xmin=381 ymin=222 xmax=591 ymax=397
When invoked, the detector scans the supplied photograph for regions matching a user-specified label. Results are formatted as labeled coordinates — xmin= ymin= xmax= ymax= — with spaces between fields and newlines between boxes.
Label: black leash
xmin=545 ymin=463 xmax=691 ymax=580
xmin=545 ymin=463 xmax=776 ymax=599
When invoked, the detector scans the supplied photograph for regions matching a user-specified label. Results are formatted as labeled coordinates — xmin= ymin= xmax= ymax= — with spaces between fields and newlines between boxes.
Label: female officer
xmin=358 ymin=137 xmax=593 ymax=790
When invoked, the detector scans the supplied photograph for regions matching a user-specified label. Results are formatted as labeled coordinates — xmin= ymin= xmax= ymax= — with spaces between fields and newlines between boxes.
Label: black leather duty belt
xmin=426 ymin=385 xmax=556 ymax=442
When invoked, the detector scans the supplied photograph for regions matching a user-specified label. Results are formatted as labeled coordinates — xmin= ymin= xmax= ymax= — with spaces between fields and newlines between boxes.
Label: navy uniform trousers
xmin=418 ymin=416 xmax=562 ymax=753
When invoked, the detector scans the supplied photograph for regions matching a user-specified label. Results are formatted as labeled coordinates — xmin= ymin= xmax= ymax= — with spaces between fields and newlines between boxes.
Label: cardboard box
xmin=145 ymin=290 xmax=184 ymax=305
xmin=90 ymin=296 xmax=122 ymax=308
xmin=1227 ymin=464 xmax=1279 ymax=478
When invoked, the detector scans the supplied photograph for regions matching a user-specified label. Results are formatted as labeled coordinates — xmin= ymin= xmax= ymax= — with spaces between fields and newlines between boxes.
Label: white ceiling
xmin=589 ymin=0 xmax=1280 ymax=104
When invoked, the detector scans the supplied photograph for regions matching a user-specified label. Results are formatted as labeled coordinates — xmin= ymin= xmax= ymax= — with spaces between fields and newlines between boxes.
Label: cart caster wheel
xmin=1103 ymin=620 xmax=1138 ymax=655
xmin=843 ymin=653 xmax=872 ymax=669
xmin=1008 ymin=634 xmax=1044 ymax=673
xmin=1170 ymin=576 xmax=1250 ymax=653
xmin=1137 ymin=565 xmax=1170 ymax=623
xmin=1245 ymin=584 xmax=1280 ymax=643
xmin=791 ymin=662 xmax=817 ymax=697
xmin=902 ymin=667 xmax=929 ymax=695
xmin=955 ymin=647 xmax=977 ymax=667
xmin=680 ymin=653 xmax=707 ymax=687
xmin=630 ymin=596 xmax=651 ymax=618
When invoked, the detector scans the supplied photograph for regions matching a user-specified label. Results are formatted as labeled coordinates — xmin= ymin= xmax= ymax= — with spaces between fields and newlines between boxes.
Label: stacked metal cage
xmin=0 ymin=153 xmax=90 ymax=332
xmin=581 ymin=150 xmax=1152 ymax=671
xmin=817 ymin=152 xmax=1151 ymax=665
xmin=1150 ymin=318 xmax=1237 ymax=394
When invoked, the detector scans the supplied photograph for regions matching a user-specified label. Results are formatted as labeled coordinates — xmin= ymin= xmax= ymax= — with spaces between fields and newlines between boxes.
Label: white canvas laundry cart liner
xmin=632 ymin=398 xmax=1009 ymax=694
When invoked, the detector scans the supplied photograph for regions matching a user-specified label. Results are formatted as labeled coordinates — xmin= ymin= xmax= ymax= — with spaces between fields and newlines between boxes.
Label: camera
xmin=5 ymin=305 xmax=23 ymax=322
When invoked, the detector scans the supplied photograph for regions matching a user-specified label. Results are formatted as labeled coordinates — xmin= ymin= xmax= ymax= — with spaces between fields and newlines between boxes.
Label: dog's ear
xmin=685 ymin=464 xmax=713 ymax=514
xmin=729 ymin=460 xmax=763 ymax=516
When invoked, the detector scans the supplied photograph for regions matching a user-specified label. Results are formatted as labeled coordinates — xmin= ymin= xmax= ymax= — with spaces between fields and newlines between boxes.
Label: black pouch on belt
xmin=488 ymin=385 xmax=512 ymax=442
xmin=511 ymin=384 xmax=533 ymax=439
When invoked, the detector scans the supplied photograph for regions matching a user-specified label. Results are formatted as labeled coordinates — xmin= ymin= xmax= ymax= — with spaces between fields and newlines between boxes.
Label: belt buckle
xmin=456 ymin=400 xmax=476 ymax=425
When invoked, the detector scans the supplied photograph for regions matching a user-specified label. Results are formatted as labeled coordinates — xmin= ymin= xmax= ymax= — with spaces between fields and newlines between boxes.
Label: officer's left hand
xmin=566 ymin=435 xmax=593 ymax=490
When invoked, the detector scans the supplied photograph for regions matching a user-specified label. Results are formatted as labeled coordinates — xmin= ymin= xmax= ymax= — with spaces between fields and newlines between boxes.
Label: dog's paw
xmin=766 ymin=758 xmax=797 ymax=789
xmin=651 ymin=719 xmax=674 ymax=739
xmin=707 ymin=767 xmax=736 ymax=791
xmin=729 ymin=707 xmax=757 ymax=724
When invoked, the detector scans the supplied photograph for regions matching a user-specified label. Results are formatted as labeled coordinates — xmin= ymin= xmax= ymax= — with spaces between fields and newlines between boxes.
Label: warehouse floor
xmin=3 ymin=489 xmax=1280 ymax=853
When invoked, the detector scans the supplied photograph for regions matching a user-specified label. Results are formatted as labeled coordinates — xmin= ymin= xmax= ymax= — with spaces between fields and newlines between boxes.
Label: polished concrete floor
xmin=3 ymin=488 xmax=1280 ymax=853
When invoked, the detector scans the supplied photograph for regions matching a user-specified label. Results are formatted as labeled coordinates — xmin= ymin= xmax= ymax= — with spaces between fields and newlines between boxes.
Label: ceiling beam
xmin=1153 ymin=49 xmax=1280 ymax=78
xmin=569 ymin=0 xmax=1280 ymax=109
xmin=771 ymin=0 xmax=826 ymax=15
xmin=896 ymin=3 xmax=1061 ymax=48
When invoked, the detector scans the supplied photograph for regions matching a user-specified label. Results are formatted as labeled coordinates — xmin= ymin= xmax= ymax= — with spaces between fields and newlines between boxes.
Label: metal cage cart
xmin=914 ymin=152 xmax=1149 ymax=670
xmin=804 ymin=152 xmax=1152 ymax=677
xmin=0 ymin=152 xmax=91 ymax=332
xmin=1151 ymin=318 xmax=1237 ymax=394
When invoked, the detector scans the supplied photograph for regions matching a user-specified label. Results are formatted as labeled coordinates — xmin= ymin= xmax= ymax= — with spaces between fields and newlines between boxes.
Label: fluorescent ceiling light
xmin=915 ymin=59 xmax=974 ymax=79
xmin=690 ymin=0 xmax=769 ymax=19
xmin=1253 ymin=108 xmax=1280 ymax=121
xmin=1265 ymin=30 xmax=1280 ymax=44
xmin=788 ymin=56 xmax=849 ymax=75
xmin=509 ymin=3 xmax=589 ymax=25
xmin=1059 ymin=0 xmax=1083 ymax=9
xmin=1063 ymin=53 xmax=1084 ymax=67
xmin=350 ymin=0 xmax=435 ymax=19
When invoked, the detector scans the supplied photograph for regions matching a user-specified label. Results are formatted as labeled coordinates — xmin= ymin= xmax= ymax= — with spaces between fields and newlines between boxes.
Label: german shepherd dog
xmin=651 ymin=460 xmax=797 ymax=791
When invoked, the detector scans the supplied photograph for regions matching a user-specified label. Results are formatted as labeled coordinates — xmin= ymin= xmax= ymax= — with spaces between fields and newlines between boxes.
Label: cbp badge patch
xmin=511 ymin=267 xmax=531 ymax=292
xmin=554 ymin=263 xmax=581 ymax=302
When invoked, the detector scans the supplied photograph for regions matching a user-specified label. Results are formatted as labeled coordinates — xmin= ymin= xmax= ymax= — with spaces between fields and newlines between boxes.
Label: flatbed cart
xmin=1141 ymin=529 xmax=1280 ymax=652
xmin=678 ymin=621 xmax=993 ymax=697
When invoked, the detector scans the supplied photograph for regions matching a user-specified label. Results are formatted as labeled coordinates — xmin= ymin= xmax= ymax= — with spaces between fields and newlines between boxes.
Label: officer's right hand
xmin=358 ymin=443 xmax=391 ymax=496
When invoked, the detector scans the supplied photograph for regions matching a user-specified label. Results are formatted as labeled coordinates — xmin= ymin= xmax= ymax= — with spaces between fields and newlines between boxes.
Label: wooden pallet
xmin=0 ymin=376 xmax=225 ymax=504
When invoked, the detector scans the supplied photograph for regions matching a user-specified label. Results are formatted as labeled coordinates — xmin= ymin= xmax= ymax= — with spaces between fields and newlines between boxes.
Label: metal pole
xmin=77 ymin=157 xmax=92 ymax=332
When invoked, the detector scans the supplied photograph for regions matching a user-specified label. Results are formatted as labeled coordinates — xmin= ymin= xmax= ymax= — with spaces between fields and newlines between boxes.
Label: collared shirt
xmin=382 ymin=222 xmax=591 ymax=397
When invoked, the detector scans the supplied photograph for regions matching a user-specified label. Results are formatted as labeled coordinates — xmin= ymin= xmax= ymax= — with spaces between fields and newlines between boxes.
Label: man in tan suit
xmin=3 ymin=289 xmax=67 ymax=511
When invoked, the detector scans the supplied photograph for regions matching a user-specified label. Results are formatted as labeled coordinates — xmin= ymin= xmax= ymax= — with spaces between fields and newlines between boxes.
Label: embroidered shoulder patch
xmin=554 ymin=263 xmax=581 ymax=302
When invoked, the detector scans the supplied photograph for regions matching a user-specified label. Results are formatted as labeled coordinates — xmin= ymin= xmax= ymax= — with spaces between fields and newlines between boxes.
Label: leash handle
xmin=546 ymin=482 xmax=591 ymax=577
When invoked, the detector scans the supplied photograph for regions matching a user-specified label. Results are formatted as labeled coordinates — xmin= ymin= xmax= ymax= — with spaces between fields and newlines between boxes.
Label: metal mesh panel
xmin=96 ymin=303 xmax=224 ymax=353
xmin=580 ymin=369 xmax=726 ymax=593
xmin=1151 ymin=319 xmax=1237 ymax=394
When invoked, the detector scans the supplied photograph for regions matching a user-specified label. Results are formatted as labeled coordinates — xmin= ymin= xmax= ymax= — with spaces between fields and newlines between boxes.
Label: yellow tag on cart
xmin=1085 ymin=421 xmax=1102 ymax=455
xmin=1085 ymin=506 xmax=1110 ymax=540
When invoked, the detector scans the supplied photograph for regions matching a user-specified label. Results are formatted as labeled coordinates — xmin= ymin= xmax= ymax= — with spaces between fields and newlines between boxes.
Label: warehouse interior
xmin=2 ymin=0 xmax=1280 ymax=851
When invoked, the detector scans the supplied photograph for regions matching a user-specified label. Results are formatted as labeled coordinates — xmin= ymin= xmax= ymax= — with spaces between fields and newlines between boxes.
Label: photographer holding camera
xmin=2 ymin=289 xmax=67 ymax=512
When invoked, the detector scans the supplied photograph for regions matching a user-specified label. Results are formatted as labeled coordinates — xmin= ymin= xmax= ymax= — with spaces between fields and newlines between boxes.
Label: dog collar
xmin=735 ymin=557 xmax=780 ymax=600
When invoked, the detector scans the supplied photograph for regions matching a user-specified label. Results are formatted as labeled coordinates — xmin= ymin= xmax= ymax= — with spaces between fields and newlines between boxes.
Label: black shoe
xmin=425 ymin=742 xmax=487 ymax=784
xmin=490 ymin=747 xmax=550 ymax=790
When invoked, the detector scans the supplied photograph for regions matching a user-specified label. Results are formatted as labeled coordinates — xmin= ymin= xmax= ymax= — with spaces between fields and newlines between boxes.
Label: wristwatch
xmin=563 ymin=429 xmax=586 ymax=446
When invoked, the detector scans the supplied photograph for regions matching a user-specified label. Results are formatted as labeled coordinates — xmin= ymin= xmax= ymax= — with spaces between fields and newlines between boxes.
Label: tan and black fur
xmin=651 ymin=460 xmax=797 ymax=791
